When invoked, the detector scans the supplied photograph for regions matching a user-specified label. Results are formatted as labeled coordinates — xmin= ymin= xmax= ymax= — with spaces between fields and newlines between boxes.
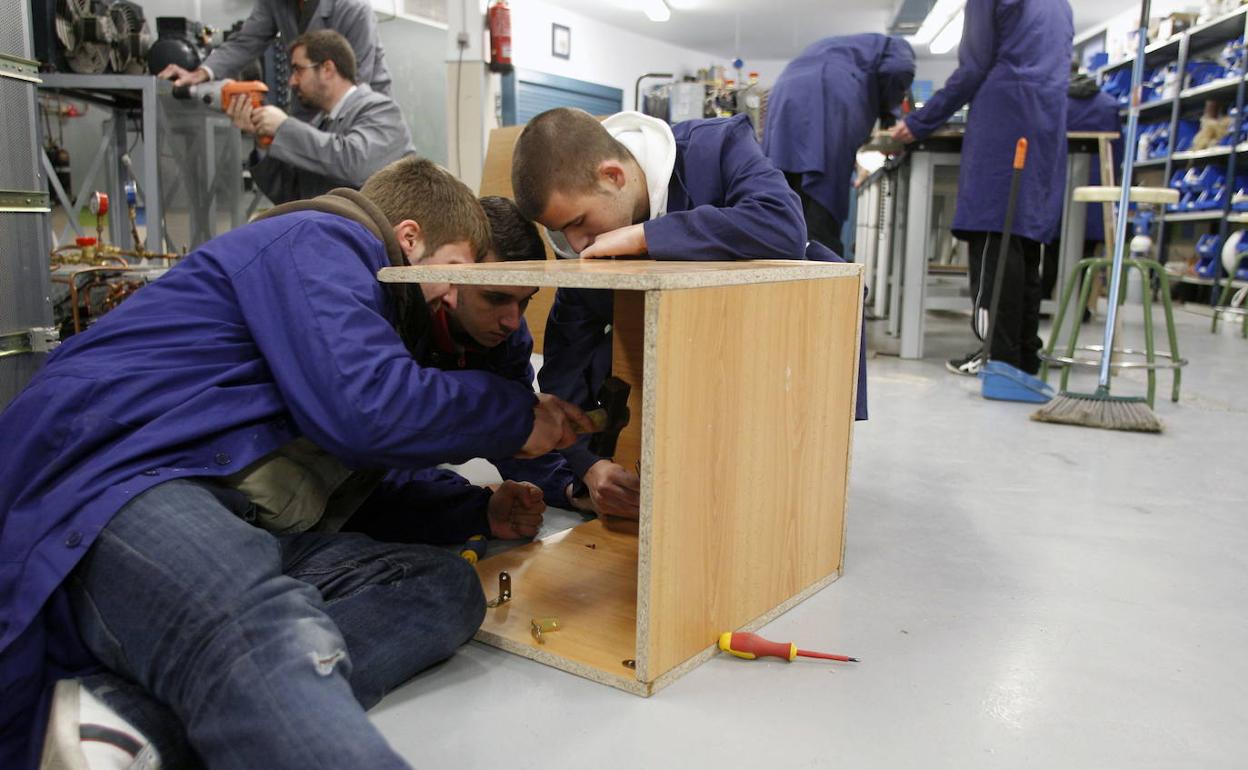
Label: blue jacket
xmin=1066 ymin=89 xmax=1121 ymax=242
xmin=763 ymin=34 xmax=916 ymax=225
xmin=350 ymin=315 xmax=578 ymax=545
xmin=905 ymin=0 xmax=1074 ymax=243
xmin=0 ymin=212 xmax=537 ymax=767
xmin=538 ymin=115 xmax=865 ymax=480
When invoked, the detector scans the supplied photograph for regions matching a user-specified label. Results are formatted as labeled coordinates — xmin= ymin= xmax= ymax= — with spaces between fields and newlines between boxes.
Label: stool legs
xmin=1043 ymin=257 xmax=1182 ymax=404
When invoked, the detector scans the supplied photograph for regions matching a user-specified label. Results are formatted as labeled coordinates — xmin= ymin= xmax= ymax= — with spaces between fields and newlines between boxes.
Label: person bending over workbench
xmin=159 ymin=0 xmax=391 ymax=122
xmin=890 ymin=0 xmax=1072 ymax=377
xmin=347 ymin=196 xmax=586 ymax=544
xmin=1 ymin=157 xmax=591 ymax=770
xmin=763 ymin=34 xmax=915 ymax=256
xmin=228 ymin=30 xmax=415 ymax=204
xmin=511 ymin=107 xmax=866 ymax=522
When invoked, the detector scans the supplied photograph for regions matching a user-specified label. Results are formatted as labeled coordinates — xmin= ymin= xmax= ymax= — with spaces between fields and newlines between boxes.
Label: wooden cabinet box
xmin=380 ymin=259 xmax=863 ymax=695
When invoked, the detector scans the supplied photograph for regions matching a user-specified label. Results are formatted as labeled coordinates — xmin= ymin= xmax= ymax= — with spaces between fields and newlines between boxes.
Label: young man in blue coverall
xmin=511 ymin=107 xmax=866 ymax=522
xmin=0 ymin=158 xmax=590 ymax=770
xmin=347 ymin=196 xmax=586 ymax=544
xmin=763 ymin=33 xmax=916 ymax=256
xmin=890 ymin=0 xmax=1073 ymax=376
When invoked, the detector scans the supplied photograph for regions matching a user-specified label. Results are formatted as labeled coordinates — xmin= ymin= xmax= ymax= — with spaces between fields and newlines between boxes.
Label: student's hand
xmin=250 ymin=105 xmax=288 ymax=138
xmin=226 ymin=95 xmax=258 ymax=135
xmin=517 ymin=394 xmax=593 ymax=458
xmin=583 ymin=460 xmax=640 ymax=519
xmin=158 ymin=64 xmax=209 ymax=87
xmin=889 ymin=120 xmax=916 ymax=144
xmin=580 ymin=224 xmax=648 ymax=259
xmin=487 ymin=480 xmax=545 ymax=539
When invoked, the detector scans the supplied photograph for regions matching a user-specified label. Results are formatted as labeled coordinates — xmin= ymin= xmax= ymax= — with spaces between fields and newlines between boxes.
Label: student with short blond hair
xmin=4 ymin=158 xmax=590 ymax=770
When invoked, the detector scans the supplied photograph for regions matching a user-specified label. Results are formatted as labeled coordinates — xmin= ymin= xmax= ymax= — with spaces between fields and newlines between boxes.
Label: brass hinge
xmin=0 ymin=327 xmax=60 ymax=358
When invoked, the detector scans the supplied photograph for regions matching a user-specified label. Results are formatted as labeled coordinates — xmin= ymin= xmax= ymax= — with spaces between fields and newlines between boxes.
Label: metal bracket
xmin=486 ymin=571 xmax=511 ymax=608
xmin=0 ymin=328 xmax=60 ymax=359
xmin=0 ymin=190 xmax=51 ymax=213
xmin=530 ymin=617 xmax=560 ymax=643
xmin=0 ymin=53 xmax=41 ymax=84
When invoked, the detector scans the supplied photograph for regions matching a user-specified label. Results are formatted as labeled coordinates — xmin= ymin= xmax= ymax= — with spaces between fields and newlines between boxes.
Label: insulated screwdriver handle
xmin=459 ymin=535 xmax=487 ymax=565
xmin=718 ymin=632 xmax=858 ymax=663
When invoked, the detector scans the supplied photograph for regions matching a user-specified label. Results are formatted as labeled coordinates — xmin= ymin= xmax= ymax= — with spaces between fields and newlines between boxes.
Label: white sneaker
xmin=39 ymin=680 xmax=160 ymax=770
xmin=945 ymin=349 xmax=984 ymax=377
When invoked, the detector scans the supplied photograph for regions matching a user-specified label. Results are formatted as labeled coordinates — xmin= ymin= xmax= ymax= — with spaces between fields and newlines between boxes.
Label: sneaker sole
xmin=39 ymin=680 xmax=88 ymax=770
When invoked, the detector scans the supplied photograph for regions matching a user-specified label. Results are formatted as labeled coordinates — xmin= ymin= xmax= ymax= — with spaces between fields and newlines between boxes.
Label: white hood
xmin=548 ymin=111 xmax=677 ymax=259
xmin=602 ymin=111 xmax=676 ymax=222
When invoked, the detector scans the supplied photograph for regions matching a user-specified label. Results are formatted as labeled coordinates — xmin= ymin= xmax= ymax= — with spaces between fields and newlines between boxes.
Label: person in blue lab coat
xmin=0 ymin=158 xmax=591 ymax=770
xmin=348 ymin=196 xmax=584 ymax=545
xmin=511 ymin=107 xmax=865 ymax=522
xmin=763 ymin=33 xmax=917 ymax=256
xmin=891 ymin=0 xmax=1073 ymax=376
xmin=1041 ymin=65 xmax=1123 ymax=301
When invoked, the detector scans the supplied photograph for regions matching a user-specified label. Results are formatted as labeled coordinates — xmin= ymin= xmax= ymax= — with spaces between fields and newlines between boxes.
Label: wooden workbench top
xmin=379 ymin=258 xmax=861 ymax=290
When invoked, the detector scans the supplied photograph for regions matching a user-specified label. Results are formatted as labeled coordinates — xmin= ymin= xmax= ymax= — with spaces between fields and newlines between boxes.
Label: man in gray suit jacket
xmin=159 ymin=0 xmax=391 ymax=116
xmin=228 ymin=29 xmax=415 ymax=205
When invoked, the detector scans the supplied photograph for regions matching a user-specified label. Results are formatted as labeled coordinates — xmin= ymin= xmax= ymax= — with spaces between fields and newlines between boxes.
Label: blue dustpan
xmin=979 ymin=360 xmax=1054 ymax=403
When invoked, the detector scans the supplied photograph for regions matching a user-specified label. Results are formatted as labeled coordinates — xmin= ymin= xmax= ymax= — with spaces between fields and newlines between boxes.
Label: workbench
xmin=879 ymin=129 xmax=1118 ymax=359
xmin=380 ymin=259 xmax=864 ymax=695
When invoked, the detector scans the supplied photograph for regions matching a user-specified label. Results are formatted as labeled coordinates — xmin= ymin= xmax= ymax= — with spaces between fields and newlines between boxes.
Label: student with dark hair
xmin=512 ymin=107 xmax=864 ymax=522
xmin=2 ymin=159 xmax=590 ymax=770
xmin=227 ymin=29 xmax=415 ymax=204
xmin=347 ymin=196 xmax=584 ymax=545
xmin=764 ymin=34 xmax=916 ymax=255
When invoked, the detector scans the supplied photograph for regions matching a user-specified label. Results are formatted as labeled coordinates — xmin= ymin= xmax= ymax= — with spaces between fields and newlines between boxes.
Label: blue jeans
xmin=65 ymin=479 xmax=485 ymax=770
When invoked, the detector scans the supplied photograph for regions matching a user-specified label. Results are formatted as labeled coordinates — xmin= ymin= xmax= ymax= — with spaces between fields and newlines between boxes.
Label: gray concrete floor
xmin=371 ymin=304 xmax=1248 ymax=769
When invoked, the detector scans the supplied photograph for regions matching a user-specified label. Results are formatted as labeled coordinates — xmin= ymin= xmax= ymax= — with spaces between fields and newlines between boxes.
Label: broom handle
xmin=1101 ymin=0 xmax=1151 ymax=388
xmin=983 ymin=138 xmax=1028 ymax=365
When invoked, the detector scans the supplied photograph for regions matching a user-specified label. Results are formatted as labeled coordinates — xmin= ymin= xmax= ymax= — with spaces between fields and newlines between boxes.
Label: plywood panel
xmin=640 ymin=276 xmax=863 ymax=678
xmin=479 ymin=123 xmax=555 ymax=353
xmin=610 ymin=290 xmax=645 ymax=474
xmin=474 ymin=519 xmax=640 ymax=688
xmin=380 ymin=259 xmax=858 ymax=289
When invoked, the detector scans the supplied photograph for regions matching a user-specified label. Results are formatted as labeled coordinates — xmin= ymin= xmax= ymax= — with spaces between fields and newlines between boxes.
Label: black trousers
xmin=784 ymin=172 xmax=844 ymax=257
xmin=966 ymin=231 xmax=1044 ymax=374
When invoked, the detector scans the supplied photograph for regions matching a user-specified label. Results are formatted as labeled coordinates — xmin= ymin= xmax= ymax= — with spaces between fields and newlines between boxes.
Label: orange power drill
xmin=172 ymin=79 xmax=273 ymax=147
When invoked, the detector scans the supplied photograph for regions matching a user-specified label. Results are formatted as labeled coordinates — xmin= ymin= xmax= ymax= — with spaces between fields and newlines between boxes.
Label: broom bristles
xmin=1031 ymin=389 xmax=1162 ymax=433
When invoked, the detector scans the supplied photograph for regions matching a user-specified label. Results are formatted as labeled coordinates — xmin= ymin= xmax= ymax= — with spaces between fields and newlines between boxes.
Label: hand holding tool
xmin=718 ymin=632 xmax=858 ymax=663
xmin=173 ymin=79 xmax=273 ymax=146
xmin=582 ymin=376 xmax=631 ymax=458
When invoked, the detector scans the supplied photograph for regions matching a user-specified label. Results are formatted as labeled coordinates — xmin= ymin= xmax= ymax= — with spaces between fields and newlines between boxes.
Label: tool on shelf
xmin=717 ymin=632 xmax=858 ymax=663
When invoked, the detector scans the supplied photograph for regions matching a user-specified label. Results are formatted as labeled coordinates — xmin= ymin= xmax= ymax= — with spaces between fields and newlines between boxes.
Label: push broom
xmin=1032 ymin=0 xmax=1162 ymax=432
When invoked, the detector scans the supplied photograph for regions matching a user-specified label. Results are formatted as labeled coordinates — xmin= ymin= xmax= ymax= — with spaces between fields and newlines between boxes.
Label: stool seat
xmin=1072 ymin=185 xmax=1180 ymax=204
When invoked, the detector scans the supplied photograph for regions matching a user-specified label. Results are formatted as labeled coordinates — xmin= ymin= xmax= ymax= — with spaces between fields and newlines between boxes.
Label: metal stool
xmin=1039 ymin=185 xmax=1188 ymax=407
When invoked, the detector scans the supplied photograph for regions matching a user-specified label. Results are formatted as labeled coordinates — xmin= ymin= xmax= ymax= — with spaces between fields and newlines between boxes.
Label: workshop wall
xmin=510 ymin=0 xmax=718 ymax=111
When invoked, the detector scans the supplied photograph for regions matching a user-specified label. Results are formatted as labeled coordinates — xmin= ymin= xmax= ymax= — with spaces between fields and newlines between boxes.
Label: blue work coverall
xmin=904 ymin=0 xmax=1074 ymax=245
xmin=764 ymin=34 xmax=916 ymax=251
xmin=0 ymin=211 xmax=536 ymax=768
xmin=538 ymin=114 xmax=865 ymax=485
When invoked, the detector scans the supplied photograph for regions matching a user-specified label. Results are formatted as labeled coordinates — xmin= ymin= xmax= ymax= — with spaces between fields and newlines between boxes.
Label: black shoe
xmin=945 ymin=349 xmax=983 ymax=376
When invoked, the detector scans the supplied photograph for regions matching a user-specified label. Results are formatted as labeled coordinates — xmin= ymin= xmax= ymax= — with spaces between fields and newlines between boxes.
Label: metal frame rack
xmin=0 ymin=0 xmax=55 ymax=407
xmin=1098 ymin=7 xmax=1248 ymax=309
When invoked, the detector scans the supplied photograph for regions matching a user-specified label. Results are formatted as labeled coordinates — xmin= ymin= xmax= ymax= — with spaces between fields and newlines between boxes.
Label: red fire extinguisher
xmin=488 ymin=0 xmax=513 ymax=73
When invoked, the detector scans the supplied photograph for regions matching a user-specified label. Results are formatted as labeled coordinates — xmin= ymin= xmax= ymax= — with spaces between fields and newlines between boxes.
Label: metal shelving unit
xmin=1099 ymin=5 xmax=1248 ymax=307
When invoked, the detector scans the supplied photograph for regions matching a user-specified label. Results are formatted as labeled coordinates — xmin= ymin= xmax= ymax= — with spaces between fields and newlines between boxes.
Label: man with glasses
xmin=227 ymin=29 xmax=415 ymax=204
xmin=158 ymin=0 xmax=391 ymax=121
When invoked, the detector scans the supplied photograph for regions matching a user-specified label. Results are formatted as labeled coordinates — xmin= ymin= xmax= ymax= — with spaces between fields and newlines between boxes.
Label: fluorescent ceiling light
xmin=929 ymin=9 xmax=964 ymax=54
xmin=909 ymin=0 xmax=964 ymax=46
xmin=639 ymin=0 xmax=671 ymax=22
